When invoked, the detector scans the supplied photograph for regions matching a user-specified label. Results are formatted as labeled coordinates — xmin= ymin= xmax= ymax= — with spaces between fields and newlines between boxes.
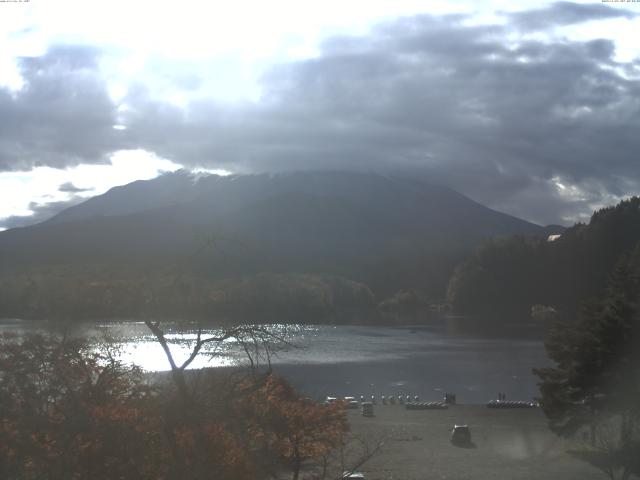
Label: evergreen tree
xmin=535 ymin=243 xmax=640 ymax=479
xmin=448 ymin=197 xmax=640 ymax=323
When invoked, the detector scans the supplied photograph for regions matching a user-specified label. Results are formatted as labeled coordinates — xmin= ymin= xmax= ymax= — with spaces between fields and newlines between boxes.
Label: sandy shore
xmin=345 ymin=404 xmax=603 ymax=480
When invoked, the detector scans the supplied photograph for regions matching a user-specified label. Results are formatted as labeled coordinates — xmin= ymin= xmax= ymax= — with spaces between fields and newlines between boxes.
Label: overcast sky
xmin=0 ymin=0 xmax=639 ymax=229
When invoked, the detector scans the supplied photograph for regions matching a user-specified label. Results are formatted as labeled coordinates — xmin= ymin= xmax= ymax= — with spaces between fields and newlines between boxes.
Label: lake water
xmin=0 ymin=321 xmax=549 ymax=403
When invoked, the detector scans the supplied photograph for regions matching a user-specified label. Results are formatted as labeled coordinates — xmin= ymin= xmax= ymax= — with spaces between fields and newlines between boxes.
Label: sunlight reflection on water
xmin=0 ymin=321 xmax=549 ymax=402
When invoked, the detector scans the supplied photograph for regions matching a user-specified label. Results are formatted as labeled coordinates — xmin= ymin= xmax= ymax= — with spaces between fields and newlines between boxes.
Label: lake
xmin=0 ymin=320 xmax=549 ymax=403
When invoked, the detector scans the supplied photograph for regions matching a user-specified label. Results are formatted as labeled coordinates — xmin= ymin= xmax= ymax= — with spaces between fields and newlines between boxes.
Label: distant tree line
xmin=0 ymin=271 xmax=375 ymax=323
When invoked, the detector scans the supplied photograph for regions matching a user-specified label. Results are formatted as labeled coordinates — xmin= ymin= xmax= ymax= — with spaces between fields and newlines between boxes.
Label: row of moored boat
xmin=486 ymin=400 xmax=538 ymax=409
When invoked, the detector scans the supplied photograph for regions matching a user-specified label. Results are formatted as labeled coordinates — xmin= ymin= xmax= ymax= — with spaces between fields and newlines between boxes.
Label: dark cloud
xmin=2 ymin=4 xmax=639 ymax=225
xmin=0 ymin=197 xmax=85 ymax=230
xmin=0 ymin=45 xmax=126 ymax=171
xmin=508 ymin=1 xmax=637 ymax=31
xmin=58 ymin=181 xmax=91 ymax=193
xmin=118 ymin=9 xmax=640 ymax=225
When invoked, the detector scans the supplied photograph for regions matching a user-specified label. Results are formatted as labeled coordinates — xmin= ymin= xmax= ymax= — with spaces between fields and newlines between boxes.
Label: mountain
xmin=0 ymin=171 xmax=562 ymax=308
xmin=46 ymin=171 xmax=551 ymax=234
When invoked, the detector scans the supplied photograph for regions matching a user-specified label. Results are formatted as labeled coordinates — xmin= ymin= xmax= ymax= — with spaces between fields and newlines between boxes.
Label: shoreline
xmin=0 ymin=315 xmax=548 ymax=341
xmin=3 ymin=321 xmax=550 ymax=404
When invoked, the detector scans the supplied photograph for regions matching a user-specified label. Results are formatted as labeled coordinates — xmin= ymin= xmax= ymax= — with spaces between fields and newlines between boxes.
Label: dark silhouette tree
xmin=535 ymin=243 xmax=640 ymax=479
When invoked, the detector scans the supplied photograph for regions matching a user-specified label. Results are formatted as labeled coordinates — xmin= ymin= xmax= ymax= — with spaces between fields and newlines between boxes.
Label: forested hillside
xmin=0 ymin=171 xmax=560 ymax=322
xmin=447 ymin=197 xmax=640 ymax=324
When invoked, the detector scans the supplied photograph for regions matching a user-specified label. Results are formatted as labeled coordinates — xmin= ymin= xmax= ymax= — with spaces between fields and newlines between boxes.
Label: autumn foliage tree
xmin=0 ymin=333 xmax=351 ymax=480
xmin=242 ymin=374 xmax=349 ymax=480
xmin=0 ymin=333 xmax=166 ymax=480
